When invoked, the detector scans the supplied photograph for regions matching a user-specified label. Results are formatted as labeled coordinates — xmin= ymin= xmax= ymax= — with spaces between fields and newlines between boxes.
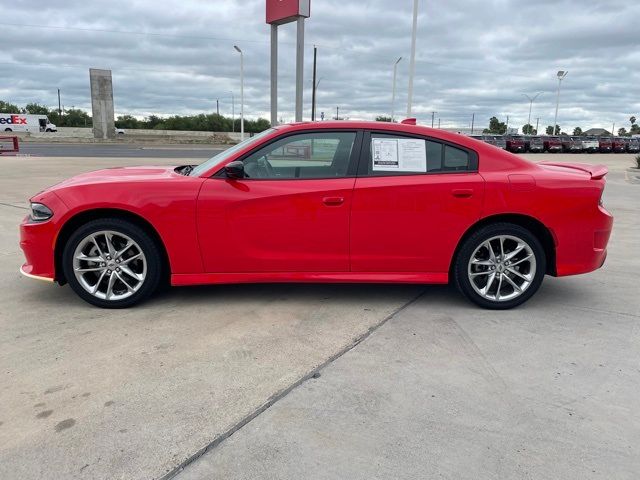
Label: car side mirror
xmin=224 ymin=161 xmax=245 ymax=179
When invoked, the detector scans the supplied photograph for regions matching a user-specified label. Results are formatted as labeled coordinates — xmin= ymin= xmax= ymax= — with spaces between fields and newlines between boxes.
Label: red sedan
xmin=20 ymin=121 xmax=613 ymax=309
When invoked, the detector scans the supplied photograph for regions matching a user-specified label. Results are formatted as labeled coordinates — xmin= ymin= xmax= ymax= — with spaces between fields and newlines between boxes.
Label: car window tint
xmin=242 ymin=132 xmax=356 ymax=179
xmin=443 ymin=145 xmax=470 ymax=170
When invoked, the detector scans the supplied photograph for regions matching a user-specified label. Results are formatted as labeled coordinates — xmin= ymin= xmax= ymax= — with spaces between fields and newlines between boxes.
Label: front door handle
xmin=322 ymin=196 xmax=345 ymax=206
xmin=451 ymin=188 xmax=473 ymax=198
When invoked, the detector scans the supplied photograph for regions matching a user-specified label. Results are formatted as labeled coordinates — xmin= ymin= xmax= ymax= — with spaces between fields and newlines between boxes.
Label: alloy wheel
xmin=72 ymin=230 xmax=147 ymax=301
xmin=467 ymin=235 xmax=536 ymax=302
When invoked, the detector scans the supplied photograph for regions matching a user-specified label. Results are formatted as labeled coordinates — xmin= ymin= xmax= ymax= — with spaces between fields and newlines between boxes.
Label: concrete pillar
xmin=89 ymin=68 xmax=115 ymax=140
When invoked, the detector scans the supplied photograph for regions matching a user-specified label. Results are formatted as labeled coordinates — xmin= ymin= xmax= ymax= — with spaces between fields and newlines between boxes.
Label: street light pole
xmin=311 ymin=45 xmax=318 ymax=121
xmin=234 ymin=45 xmax=245 ymax=141
xmin=391 ymin=56 xmax=402 ymax=122
xmin=553 ymin=70 xmax=568 ymax=136
xmin=406 ymin=0 xmax=419 ymax=117
xmin=229 ymin=91 xmax=235 ymax=133
xmin=522 ymin=92 xmax=543 ymax=134
xmin=431 ymin=111 xmax=436 ymax=128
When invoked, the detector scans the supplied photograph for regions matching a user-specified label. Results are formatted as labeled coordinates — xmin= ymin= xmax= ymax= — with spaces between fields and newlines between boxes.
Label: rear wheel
xmin=454 ymin=223 xmax=546 ymax=309
xmin=62 ymin=218 xmax=162 ymax=308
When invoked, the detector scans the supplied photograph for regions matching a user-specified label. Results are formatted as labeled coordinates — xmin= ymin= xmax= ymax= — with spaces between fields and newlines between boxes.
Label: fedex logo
xmin=0 ymin=115 xmax=27 ymax=125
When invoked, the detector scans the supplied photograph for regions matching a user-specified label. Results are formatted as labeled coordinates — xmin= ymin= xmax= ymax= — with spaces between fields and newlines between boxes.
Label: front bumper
xmin=20 ymin=215 xmax=57 ymax=281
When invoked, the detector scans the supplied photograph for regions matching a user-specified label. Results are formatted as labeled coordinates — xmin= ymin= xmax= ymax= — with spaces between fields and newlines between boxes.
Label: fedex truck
xmin=0 ymin=113 xmax=57 ymax=132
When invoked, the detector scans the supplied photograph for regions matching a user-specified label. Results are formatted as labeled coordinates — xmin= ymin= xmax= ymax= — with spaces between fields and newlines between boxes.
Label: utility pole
xmin=471 ymin=113 xmax=475 ymax=134
xmin=311 ymin=45 xmax=317 ymax=121
xmin=505 ymin=115 xmax=509 ymax=134
xmin=431 ymin=111 xmax=436 ymax=128
xmin=335 ymin=106 xmax=339 ymax=121
xmin=57 ymin=89 xmax=62 ymax=125
xmin=612 ymin=122 xmax=615 ymax=136
xmin=535 ymin=117 xmax=539 ymax=134
xmin=406 ymin=0 xmax=419 ymax=117
xmin=522 ymin=92 xmax=543 ymax=133
xmin=234 ymin=45 xmax=244 ymax=141
xmin=216 ymin=99 xmax=219 ymax=116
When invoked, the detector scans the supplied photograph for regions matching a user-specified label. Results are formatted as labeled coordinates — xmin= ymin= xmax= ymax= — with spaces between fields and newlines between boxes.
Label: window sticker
xmin=372 ymin=138 xmax=426 ymax=172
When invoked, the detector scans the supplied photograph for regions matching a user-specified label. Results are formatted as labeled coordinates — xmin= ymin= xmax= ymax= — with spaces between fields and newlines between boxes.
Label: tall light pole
xmin=406 ymin=0 xmax=419 ymax=117
xmin=553 ymin=70 xmax=568 ymax=136
xmin=311 ymin=45 xmax=318 ymax=121
xmin=234 ymin=45 xmax=245 ymax=141
xmin=522 ymin=92 xmax=543 ymax=134
xmin=229 ymin=90 xmax=235 ymax=133
xmin=391 ymin=56 xmax=402 ymax=122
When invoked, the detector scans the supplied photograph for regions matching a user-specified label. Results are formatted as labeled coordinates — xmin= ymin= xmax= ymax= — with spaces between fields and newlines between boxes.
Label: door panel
xmin=197 ymin=178 xmax=355 ymax=273
xmin=350 ymin=173 xmax=484 ymax=273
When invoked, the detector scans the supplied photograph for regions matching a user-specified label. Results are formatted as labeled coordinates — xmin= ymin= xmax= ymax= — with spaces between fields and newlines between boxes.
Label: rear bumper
xmin=555 ymin=205 xmax=613 ymax=277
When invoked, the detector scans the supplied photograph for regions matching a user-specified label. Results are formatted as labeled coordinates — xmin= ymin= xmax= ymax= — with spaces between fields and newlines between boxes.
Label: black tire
xmin=62 ymin=218 xmax=163 ymax=308
xmin=453 ymin=223 xmax=546 ymax=310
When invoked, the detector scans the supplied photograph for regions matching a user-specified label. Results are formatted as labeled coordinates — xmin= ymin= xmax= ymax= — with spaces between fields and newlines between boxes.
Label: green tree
xmin=487 ymin=116 xmax=507 ymax=134
xmin=618 ymin=127 xmax=628 ymax=136
xmin=573 ymin=127 xmax=583 ymax=136
xmin=0 ymin=100 xmax=21 ymax=113
xmin=522 ymin=124 xmax=535 ymax=135
xmin=62 ymin=108 xmax=92 ymax=127
xmin=545 ymin=124 xmax=560 ymax=135
xmin=115 ymin=115 xmax=140 ymax=129
xmin=631 ymin=124 xmax=640 ymax=135
xmin=24 ymin=103 xmax=50 ymax=115
xmin=630 ymin=116 xmax=636 ymax=126
xmin=375 ymin=116 xmax=392 ymax=122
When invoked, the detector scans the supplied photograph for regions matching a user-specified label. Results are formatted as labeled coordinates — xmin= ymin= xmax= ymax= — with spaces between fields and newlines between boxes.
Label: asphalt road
xmin=18 ymin=143 xmax=223 ymax=158
xmin=0 ymin=153 xmax=638 ymax=480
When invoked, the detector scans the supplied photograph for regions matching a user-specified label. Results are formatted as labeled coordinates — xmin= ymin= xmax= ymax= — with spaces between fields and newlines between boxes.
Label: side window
xmin=364 ymin=133 xmax=475 ymax=176
xmin=443 ymin=145 xmax=470 ymax=170
xmin=241 ymin=131 xmax=356 ymax=179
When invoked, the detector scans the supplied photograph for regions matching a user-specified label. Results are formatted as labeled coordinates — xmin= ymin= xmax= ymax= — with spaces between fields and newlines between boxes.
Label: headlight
xmin=30 ymin=202 xmax=53 ymax=222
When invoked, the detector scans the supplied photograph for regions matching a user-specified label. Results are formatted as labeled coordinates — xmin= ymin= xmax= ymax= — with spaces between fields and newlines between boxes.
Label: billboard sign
xmin=266 ymin=0 xmax=310 ymax=25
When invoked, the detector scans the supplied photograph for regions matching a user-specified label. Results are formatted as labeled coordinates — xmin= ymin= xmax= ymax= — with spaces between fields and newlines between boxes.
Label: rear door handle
xmin=322 ymin=196 xmax=345 ymax=206
xmin=451 ymin=188 xmax=473 ymax=198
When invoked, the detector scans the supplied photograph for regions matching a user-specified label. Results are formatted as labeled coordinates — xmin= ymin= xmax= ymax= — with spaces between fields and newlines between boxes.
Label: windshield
xmin=189 ymin=128 xmax=275 ymax=176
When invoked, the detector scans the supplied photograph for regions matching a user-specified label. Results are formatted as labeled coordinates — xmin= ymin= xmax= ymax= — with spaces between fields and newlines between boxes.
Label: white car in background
xmin=115 ymin=127 xmax=125 ymax=135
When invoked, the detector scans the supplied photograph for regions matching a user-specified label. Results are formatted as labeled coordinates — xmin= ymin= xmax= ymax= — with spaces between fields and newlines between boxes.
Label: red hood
xmin=537 ymin=161 xmax=608 ymax=179
xmin=49 ymin=165 xmax=180 ymax=190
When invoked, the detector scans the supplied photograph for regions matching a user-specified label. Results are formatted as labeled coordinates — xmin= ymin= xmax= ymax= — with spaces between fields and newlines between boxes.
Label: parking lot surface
xmin=1 ymin=152 xmax=638 ymax=479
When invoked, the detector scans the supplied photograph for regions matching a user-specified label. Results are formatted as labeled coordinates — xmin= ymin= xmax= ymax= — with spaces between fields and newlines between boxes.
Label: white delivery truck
xmin=0 ymin=113 xmax=57 ymax=132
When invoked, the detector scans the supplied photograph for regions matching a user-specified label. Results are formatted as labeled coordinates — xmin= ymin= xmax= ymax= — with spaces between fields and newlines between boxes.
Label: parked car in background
xmin=115 ymin=128 xmax=126 ymax=135
xmin=612 ymin=137 xmax=626 ymax=153
xmin=527 ymin=136 xmax=544 ymax=153
xmin=599 ymin=137 xmax=613 ymax=153
xmin=481 ymin=135 xmax=507 ymax=150
xmin=625 ymin=137 xmax=640 ymax=153
xmin=19 ymin=120 xmax=613 ymax=310
xmin=506 ymin=135 xmax=526 ymax=153
xmin=543 ymin=136 xmax=562 ymax=153
xmin=582 ymin=136 xmax=600 ymax=153
xmin=562 ymin=136 xmax=583 ymax=153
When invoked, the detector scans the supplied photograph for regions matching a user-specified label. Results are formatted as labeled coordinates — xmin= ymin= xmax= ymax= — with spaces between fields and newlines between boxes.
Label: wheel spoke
xmin=116 ymin=272 xmax=135 ymax=293
xmin=495 ymin=274 xmax=504 ymax=300
xmin=499 ymin=236 xmax=505 ymax=260
xmin=105 ymin=273 xmax=117 ymax=300
xmin=471 ymin=258 xmax=494 ymax=266
xmin=470 ymin=270 xmax=491 ymax=277
xmin=115 ymin=242 xmax=133 ymax=260
xmin=481 ymin=272 xmax=496 ymax=295
xmin=120 ymin=264 xmax=143 ymax=281
xmin=75 ymin=266 xmax=104 ymax=272
xmin=90 ymin=235 xmax=105 ymax=258
xmin=504 ymin=243 xmax=526 ymax=261
xmin=76 ymin=254 xmax=103 ymax=263
xmin=485 ymin=241 xmax=496 ymax=262
xmin=119 ymin=252 xmax=141 ymax=264
xmin=507 ymin=267 xmax=531 ymax=281
xmin=92 ymin=270 xmax=107 ymax=294
xmin=509 ymin=253 xmax=533 ymax=267
xmin=105 ymin=233 xmax=117 ymax=258
xmin=502 ymin=273 xmax=522 ymax=293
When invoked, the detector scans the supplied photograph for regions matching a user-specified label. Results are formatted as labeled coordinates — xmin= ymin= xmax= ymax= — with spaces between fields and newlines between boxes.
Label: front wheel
xmin=62 ymin=218 xmax=163 ymax=308
xmin=453 ymin=223 xmax=546 ymax=309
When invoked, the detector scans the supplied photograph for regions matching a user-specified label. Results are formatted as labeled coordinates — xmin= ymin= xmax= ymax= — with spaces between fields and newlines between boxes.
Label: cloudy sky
xmin=2 ymin=0 xmax=638 ymax=132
